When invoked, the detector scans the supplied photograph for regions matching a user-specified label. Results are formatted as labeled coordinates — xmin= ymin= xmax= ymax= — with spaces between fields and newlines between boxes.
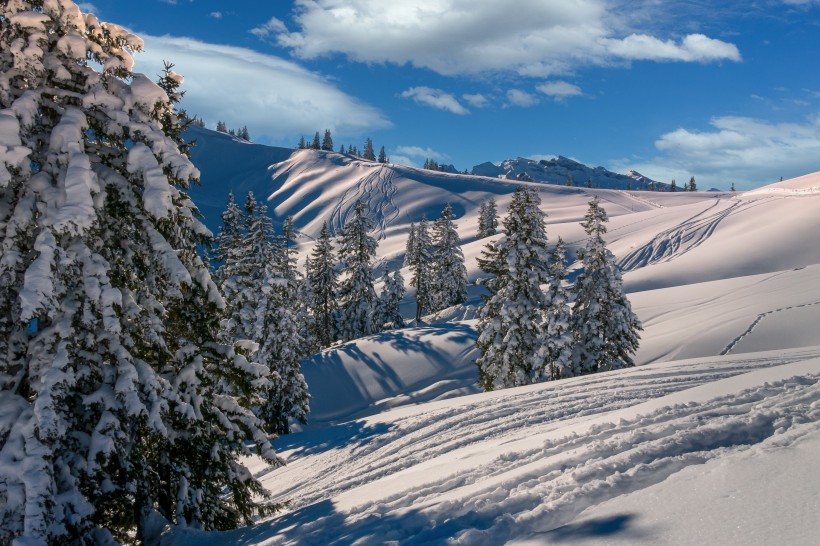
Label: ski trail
xmin=720 ymin=299 xmax=820 ymax=355
xmin=258 ymin=357 xmax=820 ymax=545
xmin=327 ymin=165 xmax=399 ymax=239
xmin=618 ymin=197 xmax=776 ymax=271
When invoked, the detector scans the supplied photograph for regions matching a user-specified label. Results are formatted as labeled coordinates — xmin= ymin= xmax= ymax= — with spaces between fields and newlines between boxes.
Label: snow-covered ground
xmin=171 ymin=131 xmax=820 ymax=545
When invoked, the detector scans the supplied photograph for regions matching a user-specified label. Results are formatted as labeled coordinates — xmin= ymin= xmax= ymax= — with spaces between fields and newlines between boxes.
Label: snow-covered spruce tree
xmin=377 ymin=270 xmax=405 ymax=330
xmin=257 ymin=215 xmax=310 ymax=434
xmin=307 ymin=221 xmax=338 ymax=348
xmin=431 ymin=203 xmax=467 ymax=311
xmin=0 ymin=2 xmax=279 ymax=544
xmin=477 ymin=197 xmax=498 ymax=238
xmin=336 ymin=200 xmax=378 ymax=341
xmin=475 ymin=187 xmax=553 ymax=390
xmin=570 ymin=198 xmax=642 ymax=374
xmin=404 ymin=222 xmax=416 ymax=267
xmin=362 ymin=137 xmax=376 ymax=161
xmin=407 ymin=214 xmax=434 ymax=322
xmin=542 ymin=237 xmax=576 ymax=380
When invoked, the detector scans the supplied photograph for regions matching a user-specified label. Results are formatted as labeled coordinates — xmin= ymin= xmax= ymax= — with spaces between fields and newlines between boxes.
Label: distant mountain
xmin=472 ymin=156 xmax=667 ymax=191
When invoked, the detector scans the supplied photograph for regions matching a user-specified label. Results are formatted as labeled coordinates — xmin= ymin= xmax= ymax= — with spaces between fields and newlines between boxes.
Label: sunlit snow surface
xmin=169 ymin=130 xmax=820 ymax=545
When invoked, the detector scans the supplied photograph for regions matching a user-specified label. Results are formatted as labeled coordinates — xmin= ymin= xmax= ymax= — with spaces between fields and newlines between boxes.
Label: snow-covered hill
xmin=174 ymin=127 xmax=820 ymax=545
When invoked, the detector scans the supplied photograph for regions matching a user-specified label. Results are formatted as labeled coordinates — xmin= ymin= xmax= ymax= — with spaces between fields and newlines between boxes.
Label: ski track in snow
xmin=328 ymin=165 xmax=399 ymax=240
xmin=720 ymin=299 xmax=820 ymax=355
xmin=255 ymin=353 xmax=820 ymax=545
xmin=618 ymin=196 xmax=776 ymax=271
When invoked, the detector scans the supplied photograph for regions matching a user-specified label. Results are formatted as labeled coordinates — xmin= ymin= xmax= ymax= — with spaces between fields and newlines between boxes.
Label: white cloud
xmin=506 ymin=89 xmax=539 ymax=108
xmin=210 ymin=12 xmax=223 ymax=19
xmin=251 ymin=17 xmax=288 ymax=40
xmin=462 ymin=93 xmax=490 ymax=108
xmin=536 ymin=80 xmax=583 ymax=101
xmin=135 ymin=35 xmax=390 ymax=142
xmin=274 ymin=0 xmax=740 ymax=77
xmin=394 ymin=145 xmax=449 ymax=162
xmin=614 ymin=114 xmax=820 ymax=189
xmin=400 ymin=87 xmax=469 ymax=115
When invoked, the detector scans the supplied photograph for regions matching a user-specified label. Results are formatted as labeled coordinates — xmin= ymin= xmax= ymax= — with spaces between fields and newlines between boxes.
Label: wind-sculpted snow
xmin=328 ymin=165 xmax=399 ymax=240
xmin=167 ymin=350 xmax=820 ymax=545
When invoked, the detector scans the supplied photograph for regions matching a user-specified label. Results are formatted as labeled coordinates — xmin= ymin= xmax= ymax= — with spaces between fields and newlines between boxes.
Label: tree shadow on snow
xmin=541 ymin=513 xmax=650 ymax=543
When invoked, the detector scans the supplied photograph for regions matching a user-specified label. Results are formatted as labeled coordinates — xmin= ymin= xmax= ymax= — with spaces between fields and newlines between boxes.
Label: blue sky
xmin=82 ymin=1 xmax=820 ymax=189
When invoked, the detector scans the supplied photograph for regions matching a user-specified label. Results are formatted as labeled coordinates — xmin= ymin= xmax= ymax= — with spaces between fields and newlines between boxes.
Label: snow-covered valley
xmin=168 ymin=129 xmax=820 ymax=545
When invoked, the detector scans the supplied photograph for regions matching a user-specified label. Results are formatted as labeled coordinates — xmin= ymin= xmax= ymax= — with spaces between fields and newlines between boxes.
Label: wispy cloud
xmin=135 ymin=35 xmax=390 ymax=143
xmin=462 ymin=93 xmax=490 ymax=108
xmin=250 ymin=17 xmax=288 ymax=40
xmin=537 ymin=80 xmax=583 ymax=101
xmin=400 ymin=87 xmax=469 ymax=115
xmin=506 ymin=89 xmax=539 ymax=108
xmin=210 ymin=12 xmax=223 ymax=19
xmin=273 ymin=0 xmax=741 ymax=77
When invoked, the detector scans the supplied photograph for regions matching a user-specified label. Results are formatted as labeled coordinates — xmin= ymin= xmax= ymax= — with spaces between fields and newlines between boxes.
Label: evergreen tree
xmin=0 ymin=4 xmax=279 ymax=543
xmin=404 ymin=222 xmax=417 ymax=267
xmin=542 ymin=238 xmax=575 ymax=380
xmin=336 ymin=201 xmax=378 ymax=340
xmin=731 ymin=182 xmax=736 ymax=192
xmin=475 ymin=188 xmax=553 ymax=390
xmin=688 ymin=176 xmax=697 ymax=192
xmin=216 ymin=120 xmax=227 ymax=132
xmin=670 ymin=179 xmax=677 ymax=192
xmin=363 ymin=137 xmax=376 ymax=161
xmin=238 ymin=125 xmax=250 ymax=141
xmin=307 ymin=222 xmax=339 ymax=348
xmin=321 ymin=129 xmax=333 ymax=151
xmin=378 ymin=145 xmax=387 ymax=163
xmin=377 ymin=270 xmax=405 ymax=329
xmin=407 ymin=215 xmax=434 ymax=322
xmin=478 ymin=197 xmax=498 ymax=238
xmin=431 ymin=203 xmax=467 ymax=310
xmin=298 ymin=135 xmax=306 ymax=149
xmin=312 ymin=131 xmax=321 ymax=150
xmin=339 ymin=144 xmax=346 ymax=154
xmin=570 ymin=198 xmax=642 ymax=374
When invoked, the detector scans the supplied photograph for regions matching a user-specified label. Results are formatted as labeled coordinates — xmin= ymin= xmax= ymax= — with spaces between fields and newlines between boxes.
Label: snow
xmin=161 ymin=129 xmax=820 ymax=545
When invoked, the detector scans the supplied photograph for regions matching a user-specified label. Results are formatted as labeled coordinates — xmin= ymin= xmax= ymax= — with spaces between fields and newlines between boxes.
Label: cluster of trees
xmin=298 ymin=131 xmax=389 ymax=163
xmin=0 ymin=2 xmax=280 ymax=543
xmin=404 ymin=205 xmax=468 ymax=321
xmin=669 ymin=176 xmax=697 ymax=192
xmin=216 ymin=120 xmax=251 ymax=141
xmin=475 ymin=188 xmax=642 ymax=391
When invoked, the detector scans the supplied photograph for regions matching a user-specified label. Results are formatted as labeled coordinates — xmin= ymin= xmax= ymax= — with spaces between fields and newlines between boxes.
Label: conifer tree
xmin=298 ymin=135 xmax=306 ymax=149
xmin=339 ymin=144 xmax=346 ymax=154
xmin=216 ymin=120 xmax=227 ymax=132
xmin=431 ymin=203 xmax=467 ymax=310
xmin=688 ymin=176 xmax=697 ymax=192
xmin=478 ymin=197 xmax=498 ymax=238
xmin=407 ymin=215 xmax=434 ymax=322
xmin=0 ymin=3 xmax=279 ymax=543
xmin=404 ymin=222 xmax=417 ymax=267
xmin=475 ymin=188 xmax=553 ymax=390
xmin=670 ymin=179 xmax=677 ymax=192
xmin=378 ymin=145 xmax=387 ymax=163
xmin=377 ymin=270 xmax=405 ymax=329
xmin=570 ymin=198 xmax=642 ymax=374
xmin=238 ymin=125 xmax=250 ymax=141
xmin=312 ymin=131 xmax=321 ymax=150
xmin=542 ymin=237 xmax=575 ymax=380
xmin=336 ymin=201 xmax=378 ymax=340
xmin=307 ymin=222 xmax=339 ymax=348
xmin=363 ymin=137 xmax=376 ymax=161
xmin=321 ymin=129 xmax=333 ymax=151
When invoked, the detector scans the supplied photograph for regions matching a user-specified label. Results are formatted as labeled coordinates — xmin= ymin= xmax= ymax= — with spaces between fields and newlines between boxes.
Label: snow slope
xmin=172 ymin=130 xmax=820 ymax=545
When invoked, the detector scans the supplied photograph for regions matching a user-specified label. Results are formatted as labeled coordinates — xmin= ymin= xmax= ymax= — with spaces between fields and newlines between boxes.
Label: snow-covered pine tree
xmin=475 ymin=187 xmax=553 ymax=390
xmin=0 ymin=3 xmax=279 ymax=543
xmin=407 ymin=214 xmax=434 ymax=322
xmin=541 ymin=237 xmax=576 ymax=380
xmin=321 ymin=129 xmax=333 ymax=151
xmin=377 ymin=270 xmax=405 ymax=329
xmin=477 ymin=197 xmax=498 ymax=238
xmin=307 ymin=221 xmax=338 ymax=348
xmin=431 ymin=203 xmax=467 ymax=311
xmin=336 ymin=200 xmax=378 ymax=340
xmin=570 ymin=198 xmax=642 ymax=374
xmin=404 ymin=222 xmax=417 ymax=267
xmin=257 ymin=215 xmax=310 ymax=434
